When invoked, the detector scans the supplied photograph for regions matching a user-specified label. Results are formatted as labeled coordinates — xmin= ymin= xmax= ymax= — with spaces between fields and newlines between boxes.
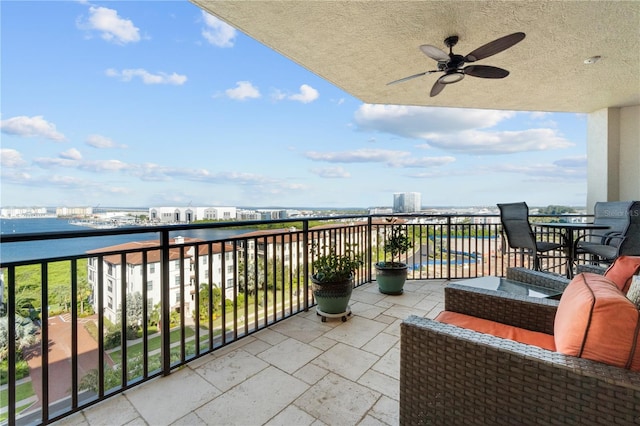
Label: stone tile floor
xmin=53 ymin=279 xmax=447 ymax=426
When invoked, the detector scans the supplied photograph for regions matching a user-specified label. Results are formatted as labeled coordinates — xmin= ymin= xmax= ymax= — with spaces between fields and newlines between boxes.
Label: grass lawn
xmin=106 ymin=291 xmax=297 ymax=365
xmin=0 ymin=380 xmax=35 ymax=409
xmin=109 ymin=327 xmax=196 ymax=364
xmin=0 ymin=401 xmax=35 ymax=423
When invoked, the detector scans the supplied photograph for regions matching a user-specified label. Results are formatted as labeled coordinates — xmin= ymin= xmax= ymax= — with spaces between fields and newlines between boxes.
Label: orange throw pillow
xmin=604 ymin=255 xmax=640 ymax=294
xmin=554 ymin=273 xmax=640 ymax=371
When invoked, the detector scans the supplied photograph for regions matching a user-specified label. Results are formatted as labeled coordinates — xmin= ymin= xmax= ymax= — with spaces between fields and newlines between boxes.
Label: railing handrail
xmin=0 ymin=211 xmax=593 ymax=425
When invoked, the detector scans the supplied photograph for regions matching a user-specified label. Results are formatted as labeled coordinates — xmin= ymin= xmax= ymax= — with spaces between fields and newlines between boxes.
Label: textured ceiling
xmin=191 ymin=0 xmax=640 ymax=113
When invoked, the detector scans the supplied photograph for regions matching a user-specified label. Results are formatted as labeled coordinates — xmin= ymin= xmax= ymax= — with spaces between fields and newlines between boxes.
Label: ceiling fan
xmin=387 ymin=32 xmax=526 ymax=97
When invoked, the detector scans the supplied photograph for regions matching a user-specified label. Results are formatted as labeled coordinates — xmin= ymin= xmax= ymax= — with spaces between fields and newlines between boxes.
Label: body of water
xmin=0 ymin=218 xmax=256 ymax=264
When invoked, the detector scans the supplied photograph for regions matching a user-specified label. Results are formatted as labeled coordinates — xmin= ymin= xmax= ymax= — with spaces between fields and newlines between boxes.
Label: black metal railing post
xmin=71 ymin=259 xmax=79 ymax=408
xmin=303 ymin=220 xmax=309 ymax=311
xmin=367 ymin=216 xmax=373 ymax=283
xmin=120 ymin=252 xmax=128 ymax=388
xmin=160 ymin=230 xmax=171 ymax=376
xmin=97 ymin=256 xmax=105 ymax=397
xmin=446 ymin=216 xmax=452 ymax=279
xmin=142 ymin=250 xmax=149 ymax=377
xmin=39 ymin=262 xmax=49 ymax=423
xmin=7 ymin=266 xmax=16 ymax=425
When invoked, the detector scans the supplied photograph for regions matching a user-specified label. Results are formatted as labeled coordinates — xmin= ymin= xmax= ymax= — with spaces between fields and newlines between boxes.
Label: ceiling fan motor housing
xmin=447 ymin=54 xmax=466 ymax=69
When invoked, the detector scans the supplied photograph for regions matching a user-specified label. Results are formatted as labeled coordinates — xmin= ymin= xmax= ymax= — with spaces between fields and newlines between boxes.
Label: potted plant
xmin=375 ymin=225 xmax=412 ymax=294
xmin=310 ymin=243 xmax=364 ymax=321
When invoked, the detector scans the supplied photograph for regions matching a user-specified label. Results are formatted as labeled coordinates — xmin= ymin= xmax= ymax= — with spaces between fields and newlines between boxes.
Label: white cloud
xmin=105 ymin=68 xmax=187 ymax=85
xmin=79 ymin=159 xmax=131 ymax=172
xmin=0 ymin=149 xmax=27 ymax=168
xmin=86 ymin=134 xmax=127 ymax=149
xmin=554 ymin=156 xmax=587 ymax=168
xmin=49 ymin=175 xmax=88 ymax=186
xmin=529 ymin=111 xmax=550 ymax=119
xmin=310 ymin=166 xmax=351 ymax=178
xmin=33 ymin=156 xmax=78 ymax=168
xmin=305 ymin=148 xmax=454 ymax=168
xmin=201 ymin=12 xmax=237 ymax=47
xmin=492 ymin=161 xmax=587 ymax=180
xmin=289 ymin=84 xmax=319 ymax=103
xmin=354 ymin=104 xmax=514 ymax=137
xmin=78 ymin=6 xmax=141 ymax=44
xmin=0 ymin=115 xmax=66 ymax=141
xmin=271 ymin=89 xmax=287 ymax=101
xmin=354 ymin=104 xmax=574 ymax=155
xmin=422 ymin=128 xmax=574 ymax=155
xmin=60 ymin=148 xmax=82 ymax=161
xmin=225 ymin=81 xmax=260 ymax=100
xmin=388 ymin=156 xmax=455 ymax=168
xmin=306 ymin=148 xmax=402 ymax=163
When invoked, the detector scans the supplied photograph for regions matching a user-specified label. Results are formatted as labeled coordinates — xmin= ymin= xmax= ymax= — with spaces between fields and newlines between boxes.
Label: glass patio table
xmin=455 ymin=276 xmax=563 ymax=299
xmin=536 ymin=222 xmax=610 ymax=278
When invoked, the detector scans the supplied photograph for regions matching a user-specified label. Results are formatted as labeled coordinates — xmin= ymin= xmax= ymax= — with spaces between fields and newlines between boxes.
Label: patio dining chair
xmin=497 ymin=202 xmax=564 ymax=271
xmin=575 ymin=200 xmax=640 ymax=265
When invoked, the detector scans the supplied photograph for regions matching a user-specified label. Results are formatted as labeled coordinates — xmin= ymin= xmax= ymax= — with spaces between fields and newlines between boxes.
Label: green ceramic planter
xmin=311 ymin=275 xmax=353 ymax=314
xmin=375 ymin=262 xmax=408 ymax=295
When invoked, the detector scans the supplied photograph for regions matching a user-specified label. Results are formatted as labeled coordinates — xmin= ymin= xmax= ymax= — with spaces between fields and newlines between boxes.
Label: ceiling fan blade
xmin=420 ymin=44 xmax=449 ymax=61
xmin=464 ymin=32 xmax=525 ymax=62
xmin=430 ymin=80 xmax=446 ymax=97
xmin=387 ymin=70 xmax=437 ymax=85
xmin=464 ymin=65 xmax=510 ymax=79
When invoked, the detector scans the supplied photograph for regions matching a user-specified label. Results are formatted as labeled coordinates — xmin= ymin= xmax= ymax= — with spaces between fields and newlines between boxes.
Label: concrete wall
xmin=619 ymin=105 xmax=640 ymax=201
xmin=587 ymin=105 xmax=640 ymax=213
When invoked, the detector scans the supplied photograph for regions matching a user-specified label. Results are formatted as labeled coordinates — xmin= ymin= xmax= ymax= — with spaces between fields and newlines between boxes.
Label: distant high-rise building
xmin=393 ymin=192 xmax=421 ymax=213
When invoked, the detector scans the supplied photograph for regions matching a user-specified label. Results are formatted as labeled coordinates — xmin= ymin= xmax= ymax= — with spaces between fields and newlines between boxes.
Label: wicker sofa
xmin=399 ymin=271 xmax=640 ymax=425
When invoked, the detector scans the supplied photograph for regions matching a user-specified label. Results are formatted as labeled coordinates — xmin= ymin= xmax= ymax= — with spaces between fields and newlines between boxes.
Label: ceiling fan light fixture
xmin=439 ymin=70 xmax=465 ymax=84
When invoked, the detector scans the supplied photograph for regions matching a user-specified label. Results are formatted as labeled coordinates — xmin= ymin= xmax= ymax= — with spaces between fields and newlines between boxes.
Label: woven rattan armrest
xmin=400 ymin=315 xmax=640 ymax=426
xmin=445 ymin=283 xmax=558 ymax=334
xmin=575 ymin=263 xmax=607 ymax=275
xmin=506 ymin=267 xmax=570 ymax=291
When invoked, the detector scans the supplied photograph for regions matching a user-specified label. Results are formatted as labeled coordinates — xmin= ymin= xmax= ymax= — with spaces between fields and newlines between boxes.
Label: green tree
xmin=77 ymin=277 xmax=93 ymax=316
xmin=538 ymin=205 xmax=577 ymax=215
xmin=116 ymin=292 xmax=143 ymax=339
xmin=264 ymin=259 xmax=290 ymax=291
xmin=149 ymin=302 xmax=161 ymax=327
xmin=237 ymin=260 xmax=265 ymax=295
xmin=0 ymin=315 xmax=38 ymax=361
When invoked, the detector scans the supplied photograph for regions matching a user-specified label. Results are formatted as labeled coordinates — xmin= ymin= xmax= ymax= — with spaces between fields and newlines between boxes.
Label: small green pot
xmin=311 ymin=275 xmax=353 ymax=314
xmin=375 ymin=262 xmax=408 ymax=295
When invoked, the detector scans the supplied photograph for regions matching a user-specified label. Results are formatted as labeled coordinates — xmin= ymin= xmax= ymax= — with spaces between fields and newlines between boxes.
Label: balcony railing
xmin=0 ymin=212 xmax=590 ymax=425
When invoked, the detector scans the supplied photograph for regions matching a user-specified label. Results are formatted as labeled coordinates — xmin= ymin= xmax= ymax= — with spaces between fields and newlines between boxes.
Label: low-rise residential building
xmin=85 ymin=223 xmax=376 ymax=325
xmin=236 ymin=228 xmax=305 ymax=273
xmin=87 ymin=236 xmax=235 ymax=324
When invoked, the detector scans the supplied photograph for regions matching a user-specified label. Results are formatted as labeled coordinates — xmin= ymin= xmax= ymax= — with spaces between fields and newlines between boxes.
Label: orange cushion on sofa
xmin=554 ymin=273 xmax=640 ymax=371
xmin=435 ymin=311 xmax=556 ymax=351
xmin=604 ymin=255 xmax=640 ymax=293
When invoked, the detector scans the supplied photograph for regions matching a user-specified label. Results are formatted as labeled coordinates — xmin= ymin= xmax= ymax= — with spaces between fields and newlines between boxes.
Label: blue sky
xmin=0 ymin=1 xmax=587 ymax=209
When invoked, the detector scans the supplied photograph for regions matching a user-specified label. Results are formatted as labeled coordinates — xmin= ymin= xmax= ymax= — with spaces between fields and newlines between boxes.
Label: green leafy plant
xmin=311 ymin=243 xmax=364 ymax=283
xmin=380 ymin=226 xmax=412 ymax=267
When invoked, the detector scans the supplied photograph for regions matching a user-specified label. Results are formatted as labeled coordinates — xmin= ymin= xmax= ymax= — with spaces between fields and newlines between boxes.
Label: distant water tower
xmin=393 ymin=192 xmax=421 ymax=213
